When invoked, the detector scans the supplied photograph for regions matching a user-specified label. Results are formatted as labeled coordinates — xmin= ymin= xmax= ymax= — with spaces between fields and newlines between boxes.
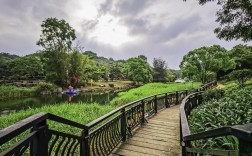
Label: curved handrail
xmin=180 ymin=81 xmax=252 ymax=155
xmin=86 ymin=91 xmax=179 ymax=128
xmin=180 ymin=81 xmax=216 ymax=138
xmin=0 ymin=84 xmax=195 ymax=156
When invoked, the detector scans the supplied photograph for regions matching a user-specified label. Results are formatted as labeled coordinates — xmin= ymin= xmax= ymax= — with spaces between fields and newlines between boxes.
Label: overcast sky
xmin=0 ymin=0 xmax=249 ymax=69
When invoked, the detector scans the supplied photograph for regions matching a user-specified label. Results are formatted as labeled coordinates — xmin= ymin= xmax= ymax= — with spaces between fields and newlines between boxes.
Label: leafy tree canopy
xmin=229 ymin=44 xmax=252 ymax=70
xmin=124 ymin=57 xmax=153 ymax=84
xmin=180 ymin=45 xmax=235 ymax=83
xmin=37 ymin=17 xmax=76 ymax=50
xmin=0 ymin=52 xmax=19 ymax=60
xmin=83 ymin=51 xmax=98 ymax=59
xmin=184 ymin=0 xmax=252 ymax=42
xmin=153 ymin=57 xmax=167 ymax=82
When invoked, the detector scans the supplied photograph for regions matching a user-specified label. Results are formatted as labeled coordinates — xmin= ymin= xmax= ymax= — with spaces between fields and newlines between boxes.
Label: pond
xmin=0 ymin=91 xmax=118 ymax=116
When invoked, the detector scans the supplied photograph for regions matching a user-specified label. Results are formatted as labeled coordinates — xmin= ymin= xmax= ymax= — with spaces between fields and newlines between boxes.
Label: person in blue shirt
xmin=67 ymin=84 xmax=74 ymax=103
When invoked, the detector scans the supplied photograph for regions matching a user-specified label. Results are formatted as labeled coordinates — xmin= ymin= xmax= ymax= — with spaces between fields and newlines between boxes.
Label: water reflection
xmin=0 ymin=91 xmax=118 ymax=116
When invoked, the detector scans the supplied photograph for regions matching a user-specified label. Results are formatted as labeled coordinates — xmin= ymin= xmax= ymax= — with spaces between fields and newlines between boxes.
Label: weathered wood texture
xmin=111 ymin=105 xmax=181 ymax=156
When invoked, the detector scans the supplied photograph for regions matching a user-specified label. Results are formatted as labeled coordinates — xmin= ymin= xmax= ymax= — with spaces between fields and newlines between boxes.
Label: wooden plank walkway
xmin=111 ymin=105 xmax=181 ymax=156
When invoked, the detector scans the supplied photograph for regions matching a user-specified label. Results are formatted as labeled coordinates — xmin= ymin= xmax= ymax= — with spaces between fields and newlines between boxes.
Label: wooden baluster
xmin=121 ymin=108 xmax=126 ymax=141
xmin=154 ymin=95 xmax=158 ymax=114
xmin=30 ymin=120 xmax=49 ymax=156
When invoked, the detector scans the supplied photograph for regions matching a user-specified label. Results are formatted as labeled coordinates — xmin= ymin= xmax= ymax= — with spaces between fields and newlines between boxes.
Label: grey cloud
xmin=150 ymin=14 xmax=202 ymax=43
xmin=99 ymin=0 xmax=154 ymax=17
xmin=80 ymin=19 xmax=99 ymax=33
xmin=0 ymin=0 xmax=250 ymax=69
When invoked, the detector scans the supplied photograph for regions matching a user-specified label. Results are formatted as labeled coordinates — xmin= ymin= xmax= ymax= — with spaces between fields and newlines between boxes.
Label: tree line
xmin=0 ymin=18 xmax=177 ymax=87
xmin=1 ymin=6 xmax=251 ymax=88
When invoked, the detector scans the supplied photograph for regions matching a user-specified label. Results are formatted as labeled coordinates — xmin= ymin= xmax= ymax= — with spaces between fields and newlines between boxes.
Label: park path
xmin=110 ymin=105 xmax=181 ymax=156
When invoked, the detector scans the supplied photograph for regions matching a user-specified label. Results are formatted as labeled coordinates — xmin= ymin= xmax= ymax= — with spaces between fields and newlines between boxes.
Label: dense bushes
xmin=202 ymin=88 xmax=224 ymax=101
xmin=35 ymin=82 xmax=57 ymax=94
xmin=189 ymin=86 xmax=252 ymax=150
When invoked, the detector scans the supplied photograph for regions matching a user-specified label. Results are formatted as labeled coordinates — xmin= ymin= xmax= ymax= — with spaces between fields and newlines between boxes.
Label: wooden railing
xmin=180 ymin=81 xmax=252 ymax=156
xmin=0 ymin=87 xmax=189 ymax=155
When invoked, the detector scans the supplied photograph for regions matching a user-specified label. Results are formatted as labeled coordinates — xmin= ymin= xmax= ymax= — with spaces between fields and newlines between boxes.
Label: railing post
xmin=182 ymin=141 xmax=190 ymax=156
xmin=30 ymin=120 xmax=49 ymax=156
xmin=121 ymin=108 xmax=127 ymax=141
xmin=81 ymin=129 xmax=89 ymax=156
xmin=176 ymin=91 xmax=179 ymax=105
xmin=154 ymin=95 xmax=158 ymax=114
xmin=239 ymin=138 xmax=252 ymax=155
xmin=165 ymin=93 xmax=168 ymax=108
xmin=141 ymin=100 xmax=145 ymax=124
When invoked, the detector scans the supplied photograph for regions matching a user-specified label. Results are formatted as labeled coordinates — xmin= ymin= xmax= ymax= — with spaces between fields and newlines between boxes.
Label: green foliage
xmin=6 ymin=55 xmax=44 ymax=79
xmin=111 ymin=82 xmax=201 ymax=105
xmin=214 ymin=0 xmax=252 ymax=42
xmin=166 ymin=70 xmax=177 ymax=82
xmin=185 ymin=0 xmax=252 ymax=42
xmin=83 ymin=51 xmax=98 ymax=59
xmin=69 ymin=50 xmax=96 ymax=85
xmin=37 ymin=18 xmax=77 ymax=86
xmin=0 ymin=103 xmax=116 ymax=153
xmin=0 ymin=86 xmax=36 ymax=100
xmin=229 ymin=69 xmax=252 ymax=87
xmin=36 ymin=17 xmax=76 ymax=50
xmin=229 ymin=44 xmax=252 ymax=70
xmin=123 ymin=56 xmax=153 ymax=84
xmin=202 ymin=88 xmax=224 ymax=101
xmin=42 ymin=49 xmax=70 ymax=86
xmin=180 ymin=45 xmax=235 ymax=83
xmin=189 ymin=86 xmax=252 ymax=150
xmin=152 ymin=57 xmax=167 ymax=82
xmin=35 ymin=82 xmax=57 ymax=94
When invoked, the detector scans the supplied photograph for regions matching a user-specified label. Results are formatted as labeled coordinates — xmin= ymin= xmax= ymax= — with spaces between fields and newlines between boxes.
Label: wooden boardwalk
xmin=111 ymin=105 xmax=181 ymax=156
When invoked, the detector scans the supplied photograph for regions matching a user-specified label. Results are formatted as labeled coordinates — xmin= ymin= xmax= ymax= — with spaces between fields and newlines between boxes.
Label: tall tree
xmin=185 ymin=0 xmax=252 ymax=42
xmin=124 ymin=57 xmax=153 ymax=84
xmin=37 ymin=18 xmax=76 ymax=86
xmin=229 ymin=44 xmax=252 ymax=70
xmin=153 ymin=57 xmax=167 ymax=82
xmin=180 ymin=45 xmax=235 ymax=83
xmin=37 ymin=18 xmax=76 ymax=50
xmin=228 ymin=44 xmax=252 ymax=87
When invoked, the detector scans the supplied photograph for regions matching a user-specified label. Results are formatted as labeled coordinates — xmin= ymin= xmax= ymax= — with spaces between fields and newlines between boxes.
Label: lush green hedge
xmin=189 ymin=86 xmax=252 ymax=150
xmin=111 ymin=82 xmax=201 ymax=105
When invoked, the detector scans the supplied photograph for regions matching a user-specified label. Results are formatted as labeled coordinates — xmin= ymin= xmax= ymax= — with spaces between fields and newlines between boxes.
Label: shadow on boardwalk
xmin=111 ymin=105 xmax=181 ymax=156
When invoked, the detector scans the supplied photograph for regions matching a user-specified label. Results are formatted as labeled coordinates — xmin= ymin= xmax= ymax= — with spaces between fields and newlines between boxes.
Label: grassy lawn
xmin=86 ymin=80 xmax=133 ymax=90
xmin=0 ymin=103 xmax=116 ymax=153
xmin=111 ymin=82 xmax=201 ymax=105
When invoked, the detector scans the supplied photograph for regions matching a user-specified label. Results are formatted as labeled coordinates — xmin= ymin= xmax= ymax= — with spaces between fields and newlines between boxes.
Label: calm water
xmin=0 ymin=92 xmax=118 ymax=116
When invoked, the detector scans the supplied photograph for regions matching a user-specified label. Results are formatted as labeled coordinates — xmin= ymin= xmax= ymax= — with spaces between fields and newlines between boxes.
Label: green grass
xmin=0 ymin=86 xmax=36 ymax=100
xmin=0 ymin=102 xmax=116 ymax=130
xmin=0 ymin=102 xmax=116 ymax=153
xmin=222 ymin=79 xmax=252 ymax=92
xmin=189 ymin=85 xmax=252 ymax=150
xmin=111 ymin=82 xmax=201 ymax=105
xmin=87 ymin=80 xmax=133 ymax=89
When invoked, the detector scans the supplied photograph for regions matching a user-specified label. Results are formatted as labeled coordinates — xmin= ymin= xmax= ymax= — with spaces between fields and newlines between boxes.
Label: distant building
xmin=175 ymin=79 xmax=185 ymax=83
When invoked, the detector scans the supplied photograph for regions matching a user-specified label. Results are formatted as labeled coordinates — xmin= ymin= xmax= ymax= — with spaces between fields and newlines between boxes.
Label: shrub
xmin=202 ymin=88 xmax=225 ymax=101
xmin=109 ymin=83 xmax=114 ymax=87
xmin=189 ymin=86 xmax=252 ymax=150
xmin=35 ymin=82 xmax=57 ymax=94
